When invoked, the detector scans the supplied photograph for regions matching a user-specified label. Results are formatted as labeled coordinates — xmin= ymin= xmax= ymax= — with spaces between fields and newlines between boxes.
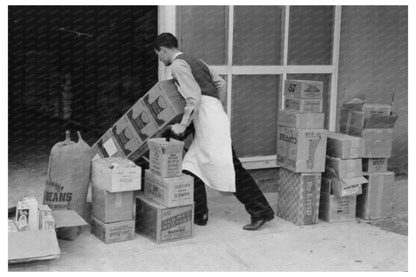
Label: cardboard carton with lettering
xmin=91 ymin=157 xmax=141 ymax=193
xmin=356 ymin=172 xmax=395 ymax=219
xmin=277 ymin=126 xmax=328 ymax=172
xmin=284 ymin=79 xmax=324 ymax=99
xmin=284 ymin=98 xmax=323 ymax=113
xmin=111 ymin=115 xmax=147 ymax=161
xmin=125 ymin=100 xmax=159 ymax=160
xmin=342 ymin=99 xmax=392 ymax=117
xmin=277 ymin=168 xmax=321 ymax=226
xmin=144 ymin=170 xmax=194 ymax=207
xmin=90 ymin=216 xmax=135 ymax=244
xmin=93 ymin=129 xmax=126 ymax=159
xmin=135 ymin=192 xmax=193 ymax=244
xmin=91 ymin=184 xmax=134 ymax=223
xmin=362 ymin=158 xmax=388 ymax=173
xmin=278 ymin=109 xmax=324 ymax=129
xmin=326 ymin=132 xmax=365 ymax=159
xmin=361 ymin=129 xmax=393 ymax=158
xmin=325 ymin=156 xmax=363 ymax=179
xmin=141 ymin=80 xmax=186 ymax=130
xmin=148 ymin=138 xmax=184 ymax=178
xmin=324 ymin=176 xmax=366 ymax=198
xmin=319 ymin=192 xmax=357 ymax=223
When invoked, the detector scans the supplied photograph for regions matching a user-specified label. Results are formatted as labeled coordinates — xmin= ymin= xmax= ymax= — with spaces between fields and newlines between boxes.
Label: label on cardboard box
xmin=278 ymin=109 xmax=324 ymax=129
xmin=148 ymin=138 xmax=184 ymax=178
xmin=95 ymin=130 xmax=126 ymax=159
xmin=144 ymin=170 xmax=194 ymax=207
xmin=277 ymin=168 xmax=321 ymax=226
xmin=277 ymin=126 xmax=327 ymax=172
xmin=284 ymin=79 xmax=324 ymax=99
xmin=284 ymin=98 xmax=323 ymax=113
xmin=362 ymin=158 xmax=388 ymax=173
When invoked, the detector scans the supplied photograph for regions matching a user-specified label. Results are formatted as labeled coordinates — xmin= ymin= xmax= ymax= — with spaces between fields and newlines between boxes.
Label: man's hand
xmin=171 ymin=123 xmax=187 ymax=136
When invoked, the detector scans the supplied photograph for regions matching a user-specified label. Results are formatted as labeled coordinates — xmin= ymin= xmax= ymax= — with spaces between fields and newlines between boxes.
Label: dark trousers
xmin=184 ymin=147 xmax=275 ymax=221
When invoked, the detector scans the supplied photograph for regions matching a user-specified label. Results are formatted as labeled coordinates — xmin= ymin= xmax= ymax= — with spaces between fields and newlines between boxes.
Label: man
xmin=154 ymin=33 xmax=274 ymax=231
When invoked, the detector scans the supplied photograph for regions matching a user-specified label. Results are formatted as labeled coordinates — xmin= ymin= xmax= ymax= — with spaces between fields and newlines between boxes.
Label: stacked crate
xmin=90 ymin=157 xmax=141 ymax=243
xmin=319 ymin=132 xmax=367 ymax=223
xmin=340 ymin=99 xmax=398 ymax=219
xmin=276 ymin=79 xmax=328 ymax=226
xmin=92 ymin=80 xmax=186 ymax=162
xmin=136 ymin=138 xmax=194 ymax=244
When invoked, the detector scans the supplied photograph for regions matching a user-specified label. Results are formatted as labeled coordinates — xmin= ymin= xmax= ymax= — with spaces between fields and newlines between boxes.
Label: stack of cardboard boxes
xmin=340 ymin=99 xmax=398 ymax=219
xmin=90 ymin=157 xmax=141 ymax=243
xmin=276 ymin=79 xmax=328 ymax=226
xmin=136 ymin=138 xmax=194 ymax=244
xmin=319 ymin=132 xmax=367 ymax=222
xmin=92 ymin=80 xmax=186 ymax=162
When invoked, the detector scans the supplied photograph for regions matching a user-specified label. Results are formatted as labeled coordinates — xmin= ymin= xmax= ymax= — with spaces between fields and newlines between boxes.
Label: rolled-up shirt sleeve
xmin=171 ymin=59 xmax=201 ymax=127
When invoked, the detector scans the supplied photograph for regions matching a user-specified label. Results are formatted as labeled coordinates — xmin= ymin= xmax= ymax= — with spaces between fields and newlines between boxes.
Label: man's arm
xmin=170 ymin=59 xmax=201 ymax=132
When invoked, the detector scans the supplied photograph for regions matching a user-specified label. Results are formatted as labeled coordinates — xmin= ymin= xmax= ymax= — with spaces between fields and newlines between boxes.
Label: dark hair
xmin=153 ymin=33 xmax=178 ymax=51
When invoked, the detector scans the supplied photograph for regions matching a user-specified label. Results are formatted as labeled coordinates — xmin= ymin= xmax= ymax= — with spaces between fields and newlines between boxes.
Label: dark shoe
xmin=194 ymin=213 xmax=208 ymax=226
xmin=243 ymin=216 xmax=273 ymax=231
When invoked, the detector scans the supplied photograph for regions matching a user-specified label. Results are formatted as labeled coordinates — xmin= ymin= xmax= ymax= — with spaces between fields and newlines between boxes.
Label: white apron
xmin=182 ymin=95 xmax=236 ymax=192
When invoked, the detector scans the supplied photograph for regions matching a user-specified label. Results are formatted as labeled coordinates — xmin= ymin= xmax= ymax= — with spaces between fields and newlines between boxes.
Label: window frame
xmin=158 ymin=5 xmax=342 ymax=169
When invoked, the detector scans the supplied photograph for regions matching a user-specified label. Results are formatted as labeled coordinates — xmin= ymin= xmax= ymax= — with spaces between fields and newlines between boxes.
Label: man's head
xmin=153 ymin=33 xmax=179 ymax=66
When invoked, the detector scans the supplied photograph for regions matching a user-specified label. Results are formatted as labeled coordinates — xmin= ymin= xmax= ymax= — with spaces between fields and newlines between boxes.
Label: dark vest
xmin=174 ymin=53 xmax=219 ymax=99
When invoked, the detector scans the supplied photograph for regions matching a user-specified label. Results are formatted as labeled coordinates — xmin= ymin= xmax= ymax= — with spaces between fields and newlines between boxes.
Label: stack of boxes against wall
xmin=90 ymin=157 xmax=141 ymax=243
xmin=276 ymin=79 xmax=328 ymax=226
xmin=91 ymin=80 xmax=186 ymax=163
xmin=321 ymin=133 xmax=367 ymax=222
xmin=340 ymin=99 xmax=398 ymax=219
xmin=137 ymin=138 xmax=194 ymax=244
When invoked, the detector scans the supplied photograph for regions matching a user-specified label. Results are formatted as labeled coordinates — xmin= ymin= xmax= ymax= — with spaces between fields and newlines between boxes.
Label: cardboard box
xmin=90 ymin=216 xmax=135 ymax=244
xmin=326 ymin=132 xmax=365 ymax=159
xmin=284 ymin=98 xmax=323 ymax=113
xmin=319 ymin=192 xmax=357 ymax=223
xmin=325 ymin=156 xmax=363 ymax=179
xmin=326 ymin=176 xmax=367 ymax=198
xmin=144 ymin=170 xmax=194 ymax=207
xmin=111 ymin=115 xmax=147 ymax=161
xmin=141 ymin=80 xmax=186 ymax=129
xmin=278 ymin=109 xmax=324 ymax=129
xmin=91 ymin=157 xmax=141 ymax=193
xmin=148 ymin=138 xmax=184 ymax=178
xmin=284 ymin=79 xmax=324 ymax=99
xmin=361 ymin=129 xmax=393 ymax=158
xmin=277 ymin=126 xmax=328 ymax=172
xmin=93 ymin=129 xmax=126 ymax=159
xmin=8 ymin=210 xmax=87 ymax=264
xmin=362 ymin=158 xmax=388 ymax=173
xmin=125 ymin=100 xmax=159 ymax=160
xmin=277 ymin=168 xmax=321 ymax=226
xmin=340 ymin=108 xmax=398 ymax=136
xmin=342 ymin=99 xmax=392 ymax=117
xmin=356 ymin=172 xmax=395 ymax=219
xmin=135 ymin=193 xmax=194 ymax=244
xmin=91 ymin=184 xmax=134 ymax=223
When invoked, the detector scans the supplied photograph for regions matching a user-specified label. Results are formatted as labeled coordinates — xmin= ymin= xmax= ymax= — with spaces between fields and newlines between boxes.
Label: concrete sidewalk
xmin=8 ymin=188 xmax=408 ymax=272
